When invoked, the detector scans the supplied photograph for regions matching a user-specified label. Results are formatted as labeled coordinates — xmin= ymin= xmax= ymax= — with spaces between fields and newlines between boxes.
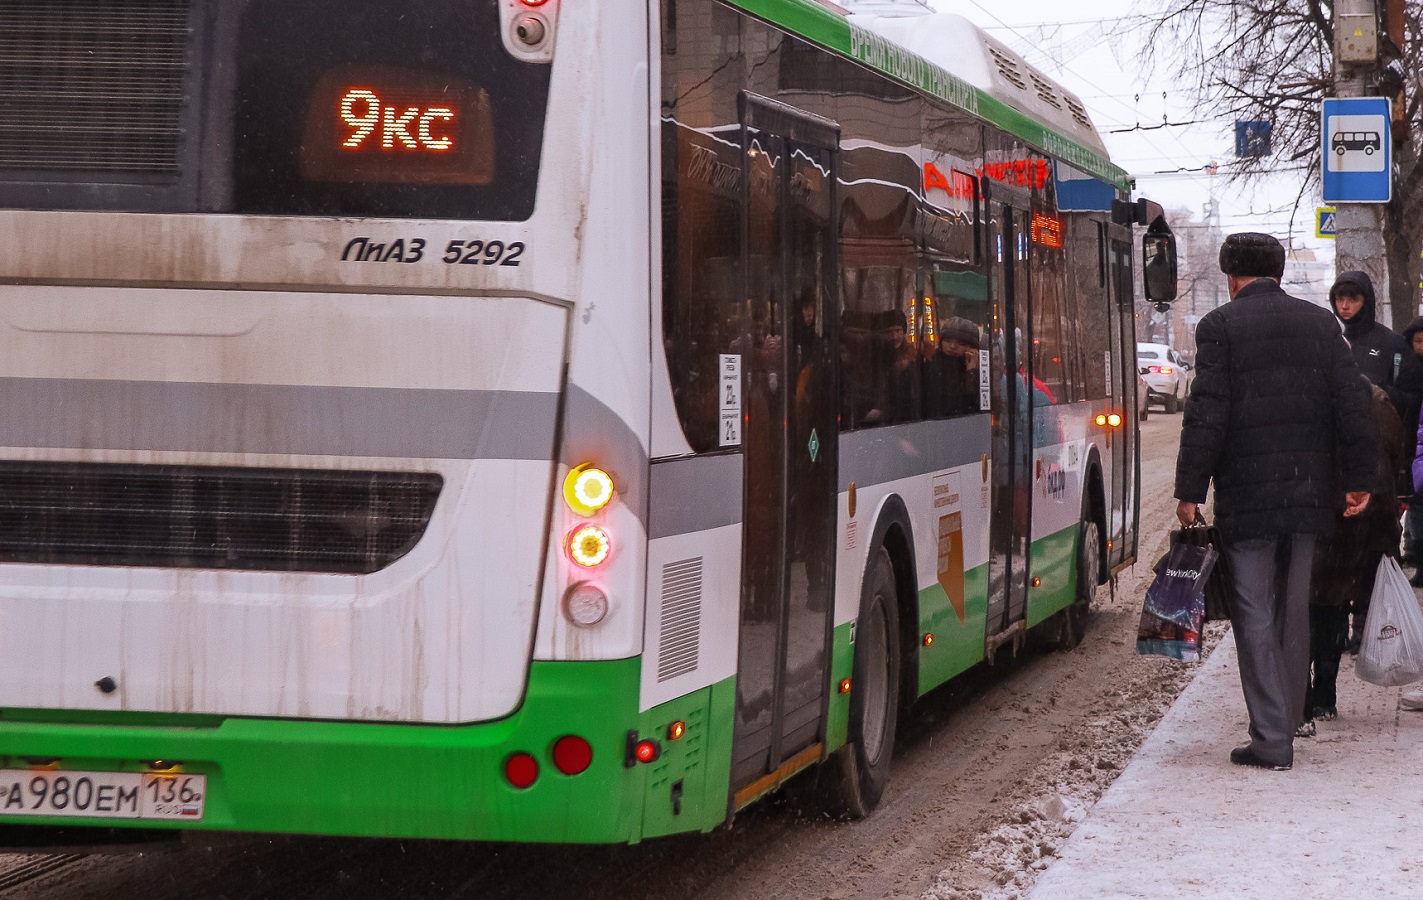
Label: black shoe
xmin=1230 ymin=745 xmax=1291 ymax=771
xmin=1295 ymin=720 xmax=1316 ymax=738
xmin=1313 ymin=705 xmax=1338 ymax=721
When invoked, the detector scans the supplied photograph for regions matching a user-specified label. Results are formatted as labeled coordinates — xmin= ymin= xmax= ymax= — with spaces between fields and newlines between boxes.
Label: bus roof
xmin=725 ymin=0 xmax=1132 ymax=190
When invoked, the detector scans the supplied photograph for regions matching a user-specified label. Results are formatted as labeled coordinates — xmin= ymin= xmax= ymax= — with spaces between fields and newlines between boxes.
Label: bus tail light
xmin=563 ymin=582 xmax=608 ymax=627
xmin=567 ymin=524 xmax=611 ymax=567
xmin=505 ymin=753 xmax=539 ymax=789
xmin=563 ymin=463 xmax=615 ymax=516
xmin=552 ymin=736 xmax=593 ymax=775
xmin=625 ymin=731 xmax=662 ymax=766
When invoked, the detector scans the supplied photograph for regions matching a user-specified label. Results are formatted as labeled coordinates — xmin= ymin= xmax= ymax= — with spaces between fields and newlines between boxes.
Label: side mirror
xmin=1142 ymin=215 xmax=1178 ymax=307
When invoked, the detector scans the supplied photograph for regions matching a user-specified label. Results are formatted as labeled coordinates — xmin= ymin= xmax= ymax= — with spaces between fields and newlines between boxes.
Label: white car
xmin=1136 ymin=342 xmax=1192 ymax=413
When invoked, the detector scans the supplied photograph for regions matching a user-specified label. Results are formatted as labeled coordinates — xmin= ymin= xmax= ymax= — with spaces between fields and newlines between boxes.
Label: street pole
xmin=1333 ymin=0 xmax=1393 ymax=325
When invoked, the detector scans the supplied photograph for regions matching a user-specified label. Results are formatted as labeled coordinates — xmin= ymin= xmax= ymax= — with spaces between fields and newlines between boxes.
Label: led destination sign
xmin=301 ymin=66 xmax=494 ymax=185
xmin=339 ymin=89 xmax=455 ymax=151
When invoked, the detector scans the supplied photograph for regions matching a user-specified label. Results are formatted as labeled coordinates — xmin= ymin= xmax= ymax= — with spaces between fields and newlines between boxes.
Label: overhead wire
xmin=950 ymin=3 xmax=1322 ymax=241
xmin=957 ymin=1 xmax=1209 ymax=170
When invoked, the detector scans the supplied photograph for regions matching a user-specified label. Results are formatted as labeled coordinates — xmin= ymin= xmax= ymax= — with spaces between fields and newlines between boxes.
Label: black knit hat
xmin=1218 ymin=232 xmax=1285 ymax=279
xmin=939 ymin=316 xmax=981 ymax=348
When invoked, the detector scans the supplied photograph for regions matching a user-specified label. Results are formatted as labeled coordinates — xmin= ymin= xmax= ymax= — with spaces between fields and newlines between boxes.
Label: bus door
xmin=730 ymin=94 xmax=840 ymax=793
xmin=985 ymin=193 xmax=1034 ymax=640
xmin=1107 ymin=234 xmax=1137 ymax=566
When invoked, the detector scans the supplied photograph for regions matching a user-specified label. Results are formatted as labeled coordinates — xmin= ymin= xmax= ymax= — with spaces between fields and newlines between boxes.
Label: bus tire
xmin=1053 ymin=516 xmax=1100 ymax=650
xmin=827 ymin=547 xmax=901 ymax=819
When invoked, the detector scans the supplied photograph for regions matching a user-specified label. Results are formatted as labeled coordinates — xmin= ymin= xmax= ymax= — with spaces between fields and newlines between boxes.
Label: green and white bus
xmin=0 ymin=0 xmax=1173 ymax=843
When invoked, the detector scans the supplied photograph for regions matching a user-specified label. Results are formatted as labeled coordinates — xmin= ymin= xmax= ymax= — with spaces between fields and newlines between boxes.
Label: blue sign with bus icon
xmin=1322 ymin=97 xmax=1391 ymax=203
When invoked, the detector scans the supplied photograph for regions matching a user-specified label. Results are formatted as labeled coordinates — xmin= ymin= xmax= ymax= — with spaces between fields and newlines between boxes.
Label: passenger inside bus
xmin=877 ymin=308 xmax=922 ymax=424
xmin=924 ymin=316 xmax=981 ymax=417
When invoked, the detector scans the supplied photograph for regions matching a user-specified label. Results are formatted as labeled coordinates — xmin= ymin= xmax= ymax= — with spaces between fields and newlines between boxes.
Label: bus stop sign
xmin=1322 ymin=97 xmax=1391 ymax=203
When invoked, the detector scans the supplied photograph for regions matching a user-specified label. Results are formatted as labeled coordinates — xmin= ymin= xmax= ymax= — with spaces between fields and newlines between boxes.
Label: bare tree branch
xmin=1133 ymin=0 xmax=1423 ymax=316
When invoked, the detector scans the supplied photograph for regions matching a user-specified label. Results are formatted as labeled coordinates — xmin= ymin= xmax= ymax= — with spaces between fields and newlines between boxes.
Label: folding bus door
xmin=730 ymin=93 xmax=840 ymax=795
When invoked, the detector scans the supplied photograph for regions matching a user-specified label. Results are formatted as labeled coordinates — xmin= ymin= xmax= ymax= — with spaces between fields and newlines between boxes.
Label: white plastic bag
xmin=1356 ymin=556 xmax=1423 ymax=686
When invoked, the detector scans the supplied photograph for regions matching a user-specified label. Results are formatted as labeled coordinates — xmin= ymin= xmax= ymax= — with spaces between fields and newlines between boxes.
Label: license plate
xmin=0 ymin=769 xmax=206 ymax=821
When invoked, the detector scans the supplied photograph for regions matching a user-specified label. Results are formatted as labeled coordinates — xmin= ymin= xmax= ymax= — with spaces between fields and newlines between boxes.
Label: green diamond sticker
xmin=808 ymin=428 xmax=820 ymax=462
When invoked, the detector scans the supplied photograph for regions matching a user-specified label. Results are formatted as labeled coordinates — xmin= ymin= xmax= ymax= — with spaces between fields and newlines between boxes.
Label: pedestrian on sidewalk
xmin=1400 ymin=389 xmax=1423 ymax=711
xmin=1175 ymin=232 xmax=1375 ymax=772
xmin=1331 ymin=274 xmax=1423 ymax=609
xmin=1400 ymin=315 xmax=1423 ymax=580
xmin=1305 ymin=378 xmax=1404 ymax=730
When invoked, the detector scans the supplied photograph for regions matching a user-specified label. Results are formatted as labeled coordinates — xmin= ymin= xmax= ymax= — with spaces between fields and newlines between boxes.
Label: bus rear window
xmin=0 ymin=0 xmax=549 ymax=218
xmin=232 ymin=0 xmax=550 ymax=219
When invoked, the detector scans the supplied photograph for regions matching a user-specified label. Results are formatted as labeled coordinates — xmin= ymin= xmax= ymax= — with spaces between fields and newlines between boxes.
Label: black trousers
xmin=1305 ymin=603 xmax=1349 ymax=716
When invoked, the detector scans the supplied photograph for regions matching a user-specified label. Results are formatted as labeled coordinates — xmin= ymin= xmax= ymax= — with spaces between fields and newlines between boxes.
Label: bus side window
xmin=922 ymin=269 xmax=990 ymax=418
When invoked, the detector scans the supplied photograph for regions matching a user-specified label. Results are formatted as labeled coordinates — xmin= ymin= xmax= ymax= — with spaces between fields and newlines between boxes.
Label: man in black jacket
xmin=1175 ymin=233 xmax=1375 ymax=771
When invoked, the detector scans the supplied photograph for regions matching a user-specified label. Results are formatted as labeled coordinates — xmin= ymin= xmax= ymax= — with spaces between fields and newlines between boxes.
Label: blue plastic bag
xmin=1136 ymin=541 xmax=1218 ymax=661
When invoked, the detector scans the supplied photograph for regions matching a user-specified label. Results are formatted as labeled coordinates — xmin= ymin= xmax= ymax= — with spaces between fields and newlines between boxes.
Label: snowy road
xmin=0 ymin=415 xmax=1200 ymax=900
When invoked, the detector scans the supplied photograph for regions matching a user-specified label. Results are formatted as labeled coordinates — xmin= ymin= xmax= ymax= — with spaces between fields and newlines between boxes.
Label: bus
xmin=0 ymin=0 xmax=1174 ymax=843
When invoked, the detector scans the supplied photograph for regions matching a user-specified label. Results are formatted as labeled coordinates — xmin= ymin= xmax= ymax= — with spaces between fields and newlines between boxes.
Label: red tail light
xmin=1148 ymin=365 xmax=1173 ymax=375
xmin=504 ymin=752 xmax=539 ymax=789
xmin=552 ymin=736 xmax=593 ymax=775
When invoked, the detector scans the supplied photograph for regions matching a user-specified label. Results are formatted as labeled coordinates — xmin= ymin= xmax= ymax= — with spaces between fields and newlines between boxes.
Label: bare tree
xmin=1137 ymin=0 xmax=1423 ymax=321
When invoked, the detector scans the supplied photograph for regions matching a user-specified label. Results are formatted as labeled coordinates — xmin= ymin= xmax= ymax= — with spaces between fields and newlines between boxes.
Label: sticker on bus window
xmin=720 ymin=354 xmax=742 ymax=447
xmin=979 ymin=350 xmax=991 ymax=410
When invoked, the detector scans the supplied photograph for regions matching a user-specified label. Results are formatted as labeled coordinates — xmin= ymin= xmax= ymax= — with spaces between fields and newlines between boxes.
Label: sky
xmin=926 ymin=0 xmax=1335 ymax=257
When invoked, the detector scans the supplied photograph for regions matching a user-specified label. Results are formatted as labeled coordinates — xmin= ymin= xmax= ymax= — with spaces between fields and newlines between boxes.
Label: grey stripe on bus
xmin=839 ymin=416 xmax=992 ymax=489
xmin=648 ymin=452 xmax=743 ymax=538
xmin=0 ymin=378 xmax=558 ymax=460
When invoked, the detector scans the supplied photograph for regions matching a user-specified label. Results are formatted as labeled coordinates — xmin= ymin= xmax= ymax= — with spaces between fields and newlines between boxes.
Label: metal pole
xmin=1333 ymin=0 xmax=1393 ymax=325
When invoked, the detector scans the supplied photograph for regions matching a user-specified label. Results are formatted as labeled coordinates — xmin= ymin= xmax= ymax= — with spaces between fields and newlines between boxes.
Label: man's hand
xmin=1343 ymin=491 xmax=1371 ymax=517
xmin=1176 ymin=500 xmax=1198 ymax=527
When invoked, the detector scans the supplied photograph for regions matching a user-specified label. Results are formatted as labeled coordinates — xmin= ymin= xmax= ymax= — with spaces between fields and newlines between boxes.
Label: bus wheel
xmin=827 ymin=547 xmax=901 ymax=819
xmin=1054 ymin=517 xmax=1100 ymax=650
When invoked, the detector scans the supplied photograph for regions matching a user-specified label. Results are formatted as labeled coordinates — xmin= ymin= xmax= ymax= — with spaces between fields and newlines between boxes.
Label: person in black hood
xmin=1329 ymin=271 xmax=1422 ymax=424
xmin=1329 ymin=271 xmax=1422 ymax=631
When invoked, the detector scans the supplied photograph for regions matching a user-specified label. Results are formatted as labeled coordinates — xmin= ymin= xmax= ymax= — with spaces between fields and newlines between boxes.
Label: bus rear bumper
xmin=0 ymin=659 xmax=733 ymax=844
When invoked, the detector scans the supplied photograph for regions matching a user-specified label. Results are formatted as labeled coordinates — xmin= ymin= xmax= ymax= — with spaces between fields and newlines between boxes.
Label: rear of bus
xmin=0 ymin=0 xmax=701 ymax=844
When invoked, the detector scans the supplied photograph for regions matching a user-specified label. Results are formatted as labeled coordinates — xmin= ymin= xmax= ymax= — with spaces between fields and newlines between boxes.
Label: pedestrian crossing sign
xmin=1316 ymin=207 xmax=1337 ymax=239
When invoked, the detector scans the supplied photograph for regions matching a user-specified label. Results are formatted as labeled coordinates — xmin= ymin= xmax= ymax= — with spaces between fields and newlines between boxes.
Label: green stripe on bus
xmin=824 ymin=620 xmax=855 ymax=753
xmin=1026 ymin=524 xmax=1081 ymax=629
xmin=917 ymin=563 xmax=991 ymax=693
xmin=0 ymin=660 xmax=735 ymax=844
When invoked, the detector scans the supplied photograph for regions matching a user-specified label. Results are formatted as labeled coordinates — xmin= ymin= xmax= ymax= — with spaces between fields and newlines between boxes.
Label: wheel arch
xmin=865 ymin=493 xmax=920 ymax=706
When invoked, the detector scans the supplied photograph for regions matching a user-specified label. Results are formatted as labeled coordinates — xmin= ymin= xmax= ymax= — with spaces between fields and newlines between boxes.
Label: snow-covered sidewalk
xmin=1029 ymin=637 xmax=1423 ymax=898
